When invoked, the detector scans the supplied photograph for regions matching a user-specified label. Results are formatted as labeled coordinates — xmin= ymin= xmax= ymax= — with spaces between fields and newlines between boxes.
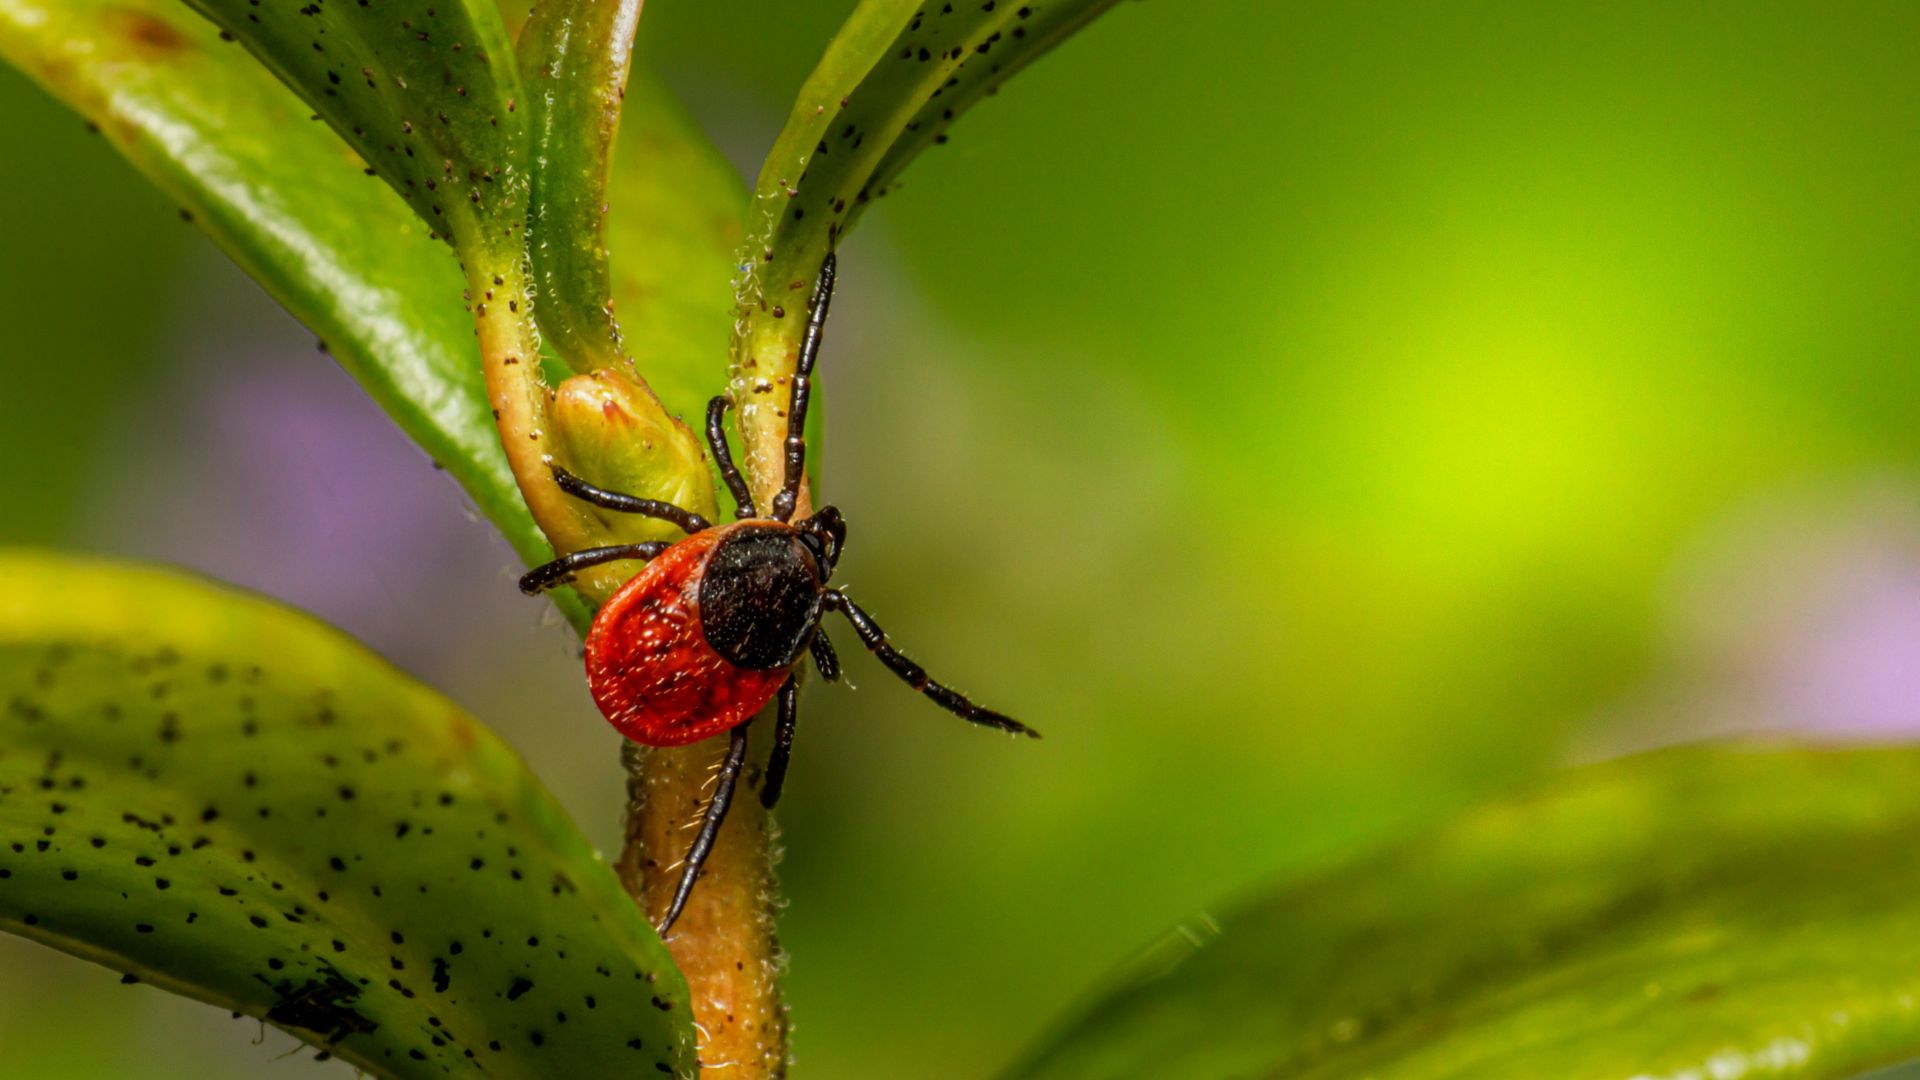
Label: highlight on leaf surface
xmin=0 ymin=0 xmax=593 ymax=630
xmin=170 ymin=0 xmax=588 ymax=580
xmin=731 ymin=0 xmax=1124 ymax=507
xmin=1010 ymin=745 xmax=1920 ymax=1080
xmin=0 ymin=551 xmax=697 ymax=1078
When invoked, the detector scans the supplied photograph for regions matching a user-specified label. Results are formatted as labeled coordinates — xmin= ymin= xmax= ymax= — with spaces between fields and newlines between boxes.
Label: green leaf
xmin=602 ymin=65 xmax=749 ymax=427
xmin=729 ymin=0 xmax=1122 ymax=497
xmin=1010 ymin=745 xmax=1920 ymax=1080
xmin=0 ymin=550 xmax=696 ymax=1078
xmin=0 ymin=1 xmax=590 ymax=618
xmin=165 ymin=5 xmax=561 ymax=591
xmin=516 ymin=0 xmax=641 ymax=372
xmin=181 ymin=0 xmax=527 ymax=260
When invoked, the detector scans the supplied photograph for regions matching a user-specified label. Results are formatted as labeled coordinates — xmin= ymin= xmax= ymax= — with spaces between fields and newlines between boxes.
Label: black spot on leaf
xmin=264 ymin=970 xmax=379 ymax=1043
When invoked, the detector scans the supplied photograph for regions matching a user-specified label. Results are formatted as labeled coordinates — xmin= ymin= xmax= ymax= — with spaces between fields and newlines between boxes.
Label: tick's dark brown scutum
xmin=518 ymin=254 xmax=1037 ymax=934
xmin=698 ymin=525 xmax=824 ymax=671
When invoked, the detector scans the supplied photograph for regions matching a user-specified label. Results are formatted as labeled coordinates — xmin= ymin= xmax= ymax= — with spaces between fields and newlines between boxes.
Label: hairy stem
xmin=474 ymin=256 xmax=672 ymax=608
xmin=612 ymin=461 xmax=803 ymax=1076
xmin=731 ymin=320 xmax=807 ymax=516
xmin=472 ymin=258 xmax=610 ymax=593
xmin=610 ymin=323 xmax=820 ymax=1076
xmin=605 ymin=329 xmax=811 ymax=1077
xmin=618 ymin=736 xmax=787 ymax=1076
xmin=477 ymin=256 xmax=791 ymax=1072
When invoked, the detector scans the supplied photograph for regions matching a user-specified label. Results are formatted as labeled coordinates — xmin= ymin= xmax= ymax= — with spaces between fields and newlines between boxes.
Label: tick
xmin=521 ymin=254 xmax=1038 ymax=933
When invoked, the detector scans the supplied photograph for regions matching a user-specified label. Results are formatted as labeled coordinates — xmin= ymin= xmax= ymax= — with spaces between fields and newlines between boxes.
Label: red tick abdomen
xmin=583 ymin=528 xmax=789 ymax=747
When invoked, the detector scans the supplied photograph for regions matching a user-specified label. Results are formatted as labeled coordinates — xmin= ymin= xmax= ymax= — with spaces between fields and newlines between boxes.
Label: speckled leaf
xmin=730 ymin=0 xmax=1121 ymax=496
xmin=180 ymin=0 xmax=527 ymax=259
xmin=0 ymin=0 xmax=593 ymax=630
xmin=1010 ymin=745 xmax=1920 ymax=1080
xmin=0 ymin=551 xmax=695 ymax=1078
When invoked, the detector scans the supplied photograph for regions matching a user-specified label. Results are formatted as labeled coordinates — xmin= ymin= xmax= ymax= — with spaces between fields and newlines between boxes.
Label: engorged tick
xmin=520 ymin=254 xmax=1037 ymax=934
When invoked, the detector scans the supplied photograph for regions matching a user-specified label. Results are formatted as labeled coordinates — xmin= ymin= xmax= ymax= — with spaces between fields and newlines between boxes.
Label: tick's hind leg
xmin=519 ymin=542 xmax=672 ymax=595
xmin=658 ymin=721 xmax=752 ymax=935
xmin=809 ymin=629 xmax=841 ymax=683
xmin=824 ymin=591 xmax=1039 ymax=738
xmin=761 ymin=677 xmax=800 ymax=810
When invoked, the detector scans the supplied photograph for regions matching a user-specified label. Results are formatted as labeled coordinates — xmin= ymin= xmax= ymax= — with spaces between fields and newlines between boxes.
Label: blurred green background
xmin=4 ymin=2 xmax=1920 ymax=1076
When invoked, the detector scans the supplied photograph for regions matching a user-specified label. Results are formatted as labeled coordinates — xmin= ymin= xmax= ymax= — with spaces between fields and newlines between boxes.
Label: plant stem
xmin=731 ymin=320 xmax=807 ymax=515
xmin=612 ymin=457 xmax=805 ymax=1076
xmin=618 ymin=736 xmax=788 ymax=1076
xmin=476 ymin=259 xmax=792 ymax=1075
xmin=471 ymin=260 xmax=610 ymax=592
xmin=610 ymin=328 xmax=815 ymax=1077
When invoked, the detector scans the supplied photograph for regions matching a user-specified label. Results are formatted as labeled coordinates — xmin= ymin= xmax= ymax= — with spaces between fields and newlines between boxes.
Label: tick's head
xmin=797 ymin=505 xmax=846 ymax=575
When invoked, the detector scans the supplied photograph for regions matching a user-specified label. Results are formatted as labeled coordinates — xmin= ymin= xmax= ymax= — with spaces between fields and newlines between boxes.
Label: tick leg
xmin=772 ymin=254 xmax=837 ymax=523
xmin=825 ymin=591 xmax=1040 ymax=738
xmin=658 ymin=722 xmax=752 ymax=935
xmin=519 ymin=542 xmax=672 ymax=595
xmin=809 ymin=628 xmax=841 ymax=683
xmin=552 ymin=465 xmax=712 ymax=535
xmin=705 ymin=395 xmax=758 ymax=520
xmin=761 ymin=677 xmax=800 ymax=810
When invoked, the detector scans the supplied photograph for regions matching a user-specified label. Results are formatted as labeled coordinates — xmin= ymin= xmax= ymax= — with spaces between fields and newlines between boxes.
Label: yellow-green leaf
xmin=1011 ymin=745 xmax=1920 ymax=1080
xmin=0 ymin=550 xmax=696 ymax=1078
